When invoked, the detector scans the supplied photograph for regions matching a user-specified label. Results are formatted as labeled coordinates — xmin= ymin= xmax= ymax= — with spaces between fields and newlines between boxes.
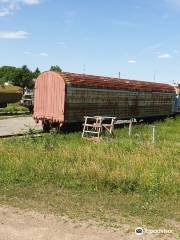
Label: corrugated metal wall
xmin=65 ymin=87 xmax=174 ymax=122
xmin=34 ymin=72 xmax=65 ymax=122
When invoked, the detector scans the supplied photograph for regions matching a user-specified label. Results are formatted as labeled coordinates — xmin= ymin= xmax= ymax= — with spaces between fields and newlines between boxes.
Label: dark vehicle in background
xmin=174 ymin=85 xmax=180 ymax=113
xmin=21 ymin=88 xmax=34 ymax=113
xmin=0 ymin=84 xmax=22 ymax=108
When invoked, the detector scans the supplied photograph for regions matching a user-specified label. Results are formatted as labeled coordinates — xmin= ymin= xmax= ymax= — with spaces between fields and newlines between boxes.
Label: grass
xmin=0 ymin=102 xmax=28 ymax=113
xmin=0 ymin=117 xmax=179 ymax=230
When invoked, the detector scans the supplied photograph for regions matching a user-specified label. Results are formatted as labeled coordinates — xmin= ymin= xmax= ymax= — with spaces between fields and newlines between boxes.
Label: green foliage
xmin=0 ymin=117 xmax=179 ymax=200
xmin=0 ymin=66 xmax=18 ymax=84
xmin=0 ymin=103 xmax=28 ymax=112
xmin=15 ymin=65 xmax=30 ymax=88
xmin=33 ymin=67 xmax=41 ymax=78
xmin=0 ymin=65 xmax=41 ymax=89
xmin=50 ymin=65 xmax=62 ymax=72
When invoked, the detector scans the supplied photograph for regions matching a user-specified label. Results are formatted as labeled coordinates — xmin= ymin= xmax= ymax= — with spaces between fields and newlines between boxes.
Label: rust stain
xmin=60 ymin=72 xmax=174 ymax=93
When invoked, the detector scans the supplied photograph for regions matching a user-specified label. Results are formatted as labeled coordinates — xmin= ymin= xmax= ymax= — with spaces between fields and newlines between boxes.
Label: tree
xmin=0 ymin=76 xmax=6 ymax=85
xmin=12 ymin=65 xmax=34 ymax=88
xmin=33 ymin=67 xmax=41 ymax=78
xmin=50 ymin=65 xmax=62 ymax=72
xmin=19 ymin=65 xmax=34 ymax=88
xmin=0 ymin=65 xmax=34 ymax=88
xmin=0 ymin=66 xmax=17 ymax=84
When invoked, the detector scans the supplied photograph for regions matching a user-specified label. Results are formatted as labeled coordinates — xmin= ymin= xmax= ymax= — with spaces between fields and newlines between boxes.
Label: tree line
xmin=0 ymin=65 xmax=62 ymax=89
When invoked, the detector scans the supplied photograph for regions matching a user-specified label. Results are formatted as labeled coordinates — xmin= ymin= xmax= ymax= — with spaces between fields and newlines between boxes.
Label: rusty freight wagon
xmin=33 ymin=71 xmax=176 ymax=131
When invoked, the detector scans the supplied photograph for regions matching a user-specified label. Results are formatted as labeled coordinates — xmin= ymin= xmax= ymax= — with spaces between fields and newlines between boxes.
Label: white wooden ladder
xmin=82 ymin=116 xmax=116 ymax=140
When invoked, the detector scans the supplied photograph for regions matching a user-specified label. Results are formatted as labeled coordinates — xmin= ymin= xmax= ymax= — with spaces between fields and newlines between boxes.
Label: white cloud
xmin=24 ymin=51 xmax=32 ymax=55
xmin=147 ymin=43 xmax=162 ymax=50
xmin=128 ymin=59 xmax=136 ymax=64
xmin=0 ymin=8 xmax=11 ymax=16
xmin=23 ymin=0 xmax=40 ymax=5
xmin=40 ymin=52 xmax=48 ymax=57
xmin=137 ymin=42 xmax=162 ymax=57
xmin=158 ymin=53 xmax=172 ymax=59
xmin=24 ymin=51 xmax=48 ymax=57
xmin=57 ymin=41 xmax=65 ymax=45
xmin=0 ymin=0 xmax=40 ymax=5
xmin=56 ymin=41 xmax=67 ymax=48
xmin=112 ymin=20 xmax=141 ymax=27
xmin=0 ymin=0 xmax=40 ymax=16
xmin=0 ymin=31 xmax=29 ymax=39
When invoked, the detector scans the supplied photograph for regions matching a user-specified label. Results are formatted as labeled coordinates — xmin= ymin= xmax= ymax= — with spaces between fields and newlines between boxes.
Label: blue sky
xmin=0 ymin=0 xmax=180 ymax=83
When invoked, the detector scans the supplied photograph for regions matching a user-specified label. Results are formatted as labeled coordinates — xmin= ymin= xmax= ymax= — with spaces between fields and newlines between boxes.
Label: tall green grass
xmin=0 ymin=102 xmax=28 ymax=112
xmin=0 ymin=117 xmax=179 ymax=200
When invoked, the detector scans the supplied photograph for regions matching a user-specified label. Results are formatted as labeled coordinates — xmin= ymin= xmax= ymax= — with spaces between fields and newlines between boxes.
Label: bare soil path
xmin=0 ymin=205 xmax=177 ymax=240
xmin=0 ymin=117 xmax=42 ymax=136
xmin=0 ymin=206 xmax=123 ymax=240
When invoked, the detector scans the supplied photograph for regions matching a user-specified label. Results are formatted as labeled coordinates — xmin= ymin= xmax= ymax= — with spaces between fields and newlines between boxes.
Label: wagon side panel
xmin=128 ymin=91 xmax=175 ymax=118
xmin=65 ymin=86 xmax=175 ymax=123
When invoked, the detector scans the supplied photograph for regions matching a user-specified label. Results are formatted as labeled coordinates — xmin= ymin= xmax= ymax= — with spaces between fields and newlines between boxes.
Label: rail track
xmin=0 ymin=117 xmax=169 ymax=139
xmin=0 ymin=111 xmax=30 ymax=116
xmin=0 ymin=132 xmax=43 ymax=139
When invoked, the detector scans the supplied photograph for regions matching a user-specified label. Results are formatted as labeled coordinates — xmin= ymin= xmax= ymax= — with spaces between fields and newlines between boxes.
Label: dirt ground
xmin=0 ymin=205 xmax=177 ymax=240
xmin=0 ymin=117 xmax=42 ymax=136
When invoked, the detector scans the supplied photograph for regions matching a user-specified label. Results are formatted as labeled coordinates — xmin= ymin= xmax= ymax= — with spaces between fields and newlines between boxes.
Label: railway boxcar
xmin=33 ymin=71 xmax=176 ymax=131
xmin=0 ymin=85 xmax=22 ymax=108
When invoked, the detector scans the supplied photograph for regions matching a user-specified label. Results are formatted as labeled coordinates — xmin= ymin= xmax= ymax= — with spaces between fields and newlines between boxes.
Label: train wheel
xmin=28 ymin=106 xmax=34 ymax=114
xmin=0 ymin=103 xmax=7 ymax=108
xmin=42 ymin=121 xmax=51 ymax=133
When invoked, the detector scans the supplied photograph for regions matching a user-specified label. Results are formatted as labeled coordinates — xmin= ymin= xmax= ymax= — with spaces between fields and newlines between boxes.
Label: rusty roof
xmin=54 ymin=71 xmax=175 ymax=93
